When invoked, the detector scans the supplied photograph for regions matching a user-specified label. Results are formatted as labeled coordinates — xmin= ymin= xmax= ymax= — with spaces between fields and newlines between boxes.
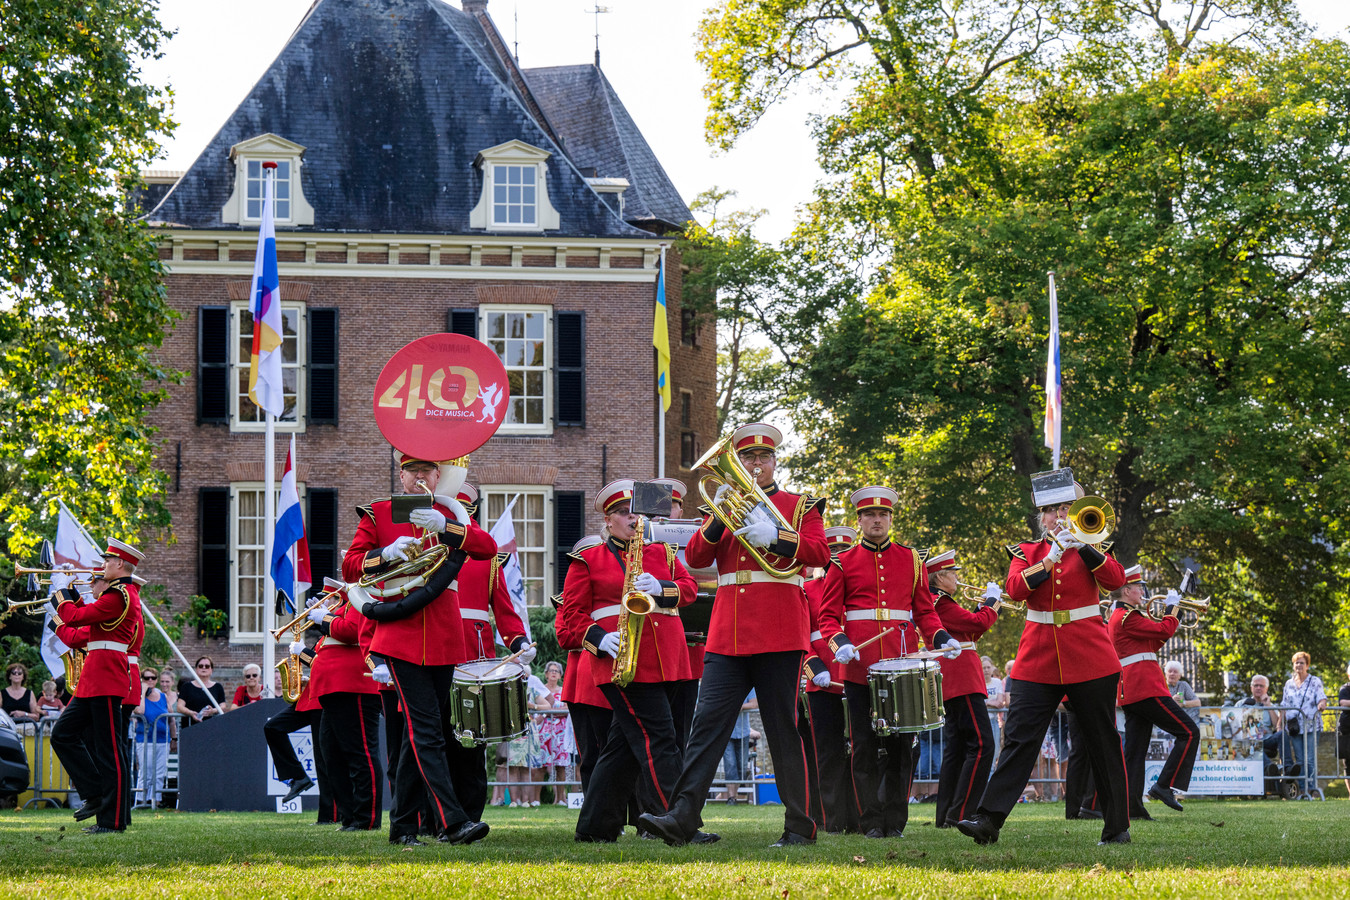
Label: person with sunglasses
xmin=133 ymin=667 xmax=170 ymax=807
xmin=177 ymin=657 xmax=226 ymax=726
xmin=232 ymin=664 xmax=267 ymax=708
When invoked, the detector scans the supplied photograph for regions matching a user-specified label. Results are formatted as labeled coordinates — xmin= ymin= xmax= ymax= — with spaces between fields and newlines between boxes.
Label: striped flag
xmin=488 ymin=497 xmax=532 ymax=645
xmin=653 ymin=251 xmax=671 ymax=412
xmin=1044 ymin=272 xmax=1062 ymax=468
xmin=271 ymin=434 xmax=311 ymax=614
xmin=247 ymin=162 xmax=285 ymax=417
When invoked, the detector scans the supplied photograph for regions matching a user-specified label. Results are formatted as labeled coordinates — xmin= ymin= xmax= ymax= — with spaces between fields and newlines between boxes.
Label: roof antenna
xmin=586 ymin=4 xmax=609 ymax=68
xmin=513 ymin=1 xmax=519 ymax=62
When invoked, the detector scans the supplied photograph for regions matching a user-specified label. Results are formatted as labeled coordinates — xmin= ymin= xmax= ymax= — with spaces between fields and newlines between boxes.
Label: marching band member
xmin=1109 ymin=567 xmax=1198 ymax=817
xmin=50 ymin=539 xmax=143 ymax=834
xmin=798 ymin=525 xmax=859 ymax=834
xmin=651 ymin=478 xmax=700 ymax=750
xmin=118 ymin=576 xmax=146 ymax=827
xmin=560 ymin=480 xmax=698 ymax=843
xmin=343 ymin=452 xmax=497 ymax=846
xmin=640 ymin=423 xmax=830 ymax=848
xmin=927 ymin=550 xmax=1000 ymax=829
xmin=957 ymin=471 xmax=1130 ymax=846
xmin=554 ymin=535 xmax=606 ymax=793
xmin=297 ymin=582 xmax=384 ymax=831
xmin=819 ymin=487 xmax=959 ymax=839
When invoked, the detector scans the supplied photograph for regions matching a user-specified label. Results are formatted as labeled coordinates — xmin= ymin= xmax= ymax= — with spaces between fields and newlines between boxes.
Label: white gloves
xmin=735 ymin=507 xmax=777 ymax=549
xmin=983 ymin=582 xmax=1003 ymax=601
xmin=515 ymin=644 xmax=538 ymax=665
xmin=598 ymin=632 xmax=623 ymax=658
xmin=941 ymin=638 xmax=963 ymax=660
xmin=307 ymin=605 xmax=328 ymax=625
xmin=382 ymin=535 xmax=418 ymax=562
xmin=371 ymin=664 xmax=392 ymax=685
xmin=811 ymin=669 xmax=833 ymax=688
xmin=834 ymin=643 xmax=860 ymax=665
xmin=1165 ymin=589 xmax=1181 ymax=605
xmin=409 ymin=506 xmax=447 ymax=533
xmin=633 ymin=572 xmax=663 ymax=597
xmin=1044 ymin=539 xmax=1066 ymax=564
xmin=288 ymin=640 xmax=306 ymax=656
xmin=713 ymin=483 xmax=733 ymax=507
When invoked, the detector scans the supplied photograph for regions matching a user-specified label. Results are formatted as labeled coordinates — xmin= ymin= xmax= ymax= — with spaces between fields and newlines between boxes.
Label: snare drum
xmin=449 ymin=659 xmax=529 ymax=747
xmin=867 ymin=658 xmax=943 ymax=736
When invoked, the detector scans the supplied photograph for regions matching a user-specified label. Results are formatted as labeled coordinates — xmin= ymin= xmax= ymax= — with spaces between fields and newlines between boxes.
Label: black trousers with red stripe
xmin=798 ymin=690 xmax=856 ymax=833
xmin=975 ymin=674 xmax=1128 ymax=838
xmin=52 ymin=695 xmax=127 ymax=830
xmin=934 ymin=692 xmax=994 ymax=827
xmin=845 ymin=681 xmax=916 ymax=834
xmin=387 ymin=658 xmax=471 ymax=840
xmin=319 ymin=692 xmax=384 ymax=829
xmin=264 ymin=703 xmax=337 ymax=823
xmin=1124 ymin=694 xmax=1199 ymax=814
xmin=567 ymin=701 xmax=611 ymax=792
xmin=662 ymin=650 xmax=814 ymax=841
xmin=577 ymin=682 xmax=682 ymax=840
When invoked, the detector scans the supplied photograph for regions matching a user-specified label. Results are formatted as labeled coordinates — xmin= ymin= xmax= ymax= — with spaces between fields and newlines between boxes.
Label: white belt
xmin=460 ymin=608 xmax=490 ymax=623
xmin=590 ymin=603 xmax=679 ymax=620
xmin=1119 ymin=652 xmax=1158 ymax=667
xmin=1026 ymin=606 xmax=1100 ymax=626
xmin=127 ymin=656 xmax=138 ymax=665
xmin=845 ymin=608 xmax=911 ymax=623
xmin=809 ymin=630 xmax=823 ymax=642
xmin=717 ymin=571 xmax=805 ymax=588
xmin=87 ymin=641 xmax=129 ymax=653
xmin=323 ymin=637 xmax=354 ymax=647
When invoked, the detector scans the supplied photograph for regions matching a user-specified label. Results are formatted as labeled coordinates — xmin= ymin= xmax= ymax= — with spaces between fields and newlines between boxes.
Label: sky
xmin=142 ymin=0 xmax=1350 ymax=245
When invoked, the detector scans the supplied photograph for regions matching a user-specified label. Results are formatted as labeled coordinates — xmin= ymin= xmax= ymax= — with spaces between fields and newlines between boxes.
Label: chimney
xmin=463 ymin=0 xmax=488 ymax=12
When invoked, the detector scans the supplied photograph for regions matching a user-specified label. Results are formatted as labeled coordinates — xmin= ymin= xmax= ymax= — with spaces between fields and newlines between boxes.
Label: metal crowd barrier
xmin=129 ymin=711 xmax=185 ymax=810
xmin=21 ymin=715 xmax=70 ymax=809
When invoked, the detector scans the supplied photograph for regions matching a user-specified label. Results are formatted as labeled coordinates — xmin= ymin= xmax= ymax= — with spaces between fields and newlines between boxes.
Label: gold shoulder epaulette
xmin=1005 ymin=544 xmax=1028 ymax=561
xmin=916 ymin=547 xmax=931 ymax=563
xmin=493 ymin=552 xmax=510 ymax=568
xmin=355 ymin=499 xmax=389 ymax=521
xmin=804 ymin=496 xmax=827 ymax=515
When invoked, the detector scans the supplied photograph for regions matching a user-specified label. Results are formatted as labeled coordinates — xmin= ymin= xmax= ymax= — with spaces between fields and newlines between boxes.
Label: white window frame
xmin=470 ymin=139 xmax=561 ymax=231
xmin=229 ymin=481 xmax=306 ymax=643
xmin=221 ymin=133 xmax=315 ymax=226
xmin=479 ymin=304 xmax=552 ymax=435
xmin=229 ymin=301 xmax=307 ymax=432
xmin=478 ymin=485 xmax=554 ymax=609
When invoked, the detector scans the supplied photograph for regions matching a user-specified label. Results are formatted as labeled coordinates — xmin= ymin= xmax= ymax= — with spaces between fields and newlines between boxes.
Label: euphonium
xmin=356 ymin=479 xmax=456 ymax=600
xmin=611 ymin=516 xmax=654 ymax=689
xmin=693 ymin=434 xmax=803 ymax=579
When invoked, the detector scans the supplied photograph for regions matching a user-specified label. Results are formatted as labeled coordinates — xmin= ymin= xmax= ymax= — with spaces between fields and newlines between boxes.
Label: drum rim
xmin=454 ymin=659 xmax=528 ymax=680
xmin=867 ymin=658 xmax=930 ymax=673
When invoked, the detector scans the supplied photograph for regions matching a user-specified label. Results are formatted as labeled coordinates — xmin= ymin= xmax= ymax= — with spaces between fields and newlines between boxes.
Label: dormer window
xmin=222 ymin=133 xmax=315 ymax=226
xmin=470 ymin=140 xmax=560 ymax=231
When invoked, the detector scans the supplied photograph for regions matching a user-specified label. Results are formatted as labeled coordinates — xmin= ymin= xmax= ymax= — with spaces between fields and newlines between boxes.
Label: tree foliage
xmin=697 ymin=0 xmax=1350 ymax=676
xmin=0 ymin=0 xmax=179 ymax=563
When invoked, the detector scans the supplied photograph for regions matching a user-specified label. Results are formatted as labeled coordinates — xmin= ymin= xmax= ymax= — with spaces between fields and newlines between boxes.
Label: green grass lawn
xmin=2 ymin=800 xmax=1347 ymax=898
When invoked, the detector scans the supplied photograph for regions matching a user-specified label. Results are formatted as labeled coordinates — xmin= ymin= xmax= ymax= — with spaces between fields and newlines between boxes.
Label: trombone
xmin=1047 ymin=496 xmax=1116 ymax=549
xmin=955 ymin=581 xmax=1024 ymax=613
xmin=1147 ymin=593 xmax=1210 ymax=631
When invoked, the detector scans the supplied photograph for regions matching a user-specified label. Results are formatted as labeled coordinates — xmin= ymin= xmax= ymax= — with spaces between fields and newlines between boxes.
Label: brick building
xmin=141 ymin=0 xmax=715 ymax=671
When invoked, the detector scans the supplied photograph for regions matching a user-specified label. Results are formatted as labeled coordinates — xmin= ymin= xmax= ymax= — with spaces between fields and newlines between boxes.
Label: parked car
xmin=0 ymin=709 xmax=30 ymax=798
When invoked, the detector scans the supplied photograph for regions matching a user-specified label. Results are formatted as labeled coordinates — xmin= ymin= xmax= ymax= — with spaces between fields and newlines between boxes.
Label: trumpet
xmin=2 ymin=595 xmax=56 ymax=617
xmin=1147 ymin=593 xmax=1210 ymax=631
xmin=270 ymin=588 xmax=345 ymax=640
xmin=955 ymin=581 xmax=1023 ymax=613
xmin=14 ymin=563 xmax=100 ymax=586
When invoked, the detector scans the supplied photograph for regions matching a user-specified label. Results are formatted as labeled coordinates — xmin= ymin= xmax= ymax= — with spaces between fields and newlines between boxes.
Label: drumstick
xmin=853 ymin=627 xmax=895 ymax=653
xmin=480 ymin=642 xmax=537 ymax=677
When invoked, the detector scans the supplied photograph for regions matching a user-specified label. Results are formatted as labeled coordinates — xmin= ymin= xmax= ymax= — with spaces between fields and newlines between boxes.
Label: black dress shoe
xmin=690 ymin=831 xmax=720 ymax=845
xmin=1148 ymin=785 xmax=1183 ymax=811
xmin=769 ymin=831 xmax=814 ymax=847
xmin=574 ymin=832 xmax=617 ymax=843
xmin=82 ymin=825 xmax=123 ymax=834
xmin=886 ymin=829 xmax=904 ymax=838
xmin=637 ymin=812 xmax=688 ymax=847
xmin=390 ymin=834 xmax=424 ymax=846
xmin=956 ymin=815 xmax=999 ymax=845
xmin=1099 ymin=830 xmax=1131 ymax=845
xmin=340 ymin=825 xmax=368 ymax=832
xmin=73 ymin=800 xmax=103 ymax=822
xmin=440 ymin=820 xmax=490 ymax=845
xmin=281 ymin=776 xmax=314 ymax=805
xmin=1130 ymin=810 xmax=1154 ymax=822
xmin=1079 ymin=807 xmax=1104 ymax=819
xmin=864 ymin=827 xmax=886 ymax=839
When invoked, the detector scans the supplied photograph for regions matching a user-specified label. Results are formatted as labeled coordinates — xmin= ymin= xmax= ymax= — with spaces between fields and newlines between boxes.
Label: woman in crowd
xmin=177 ymin=656 xmax=226 ymax=726
xmin=1279 ymin=651 xmax=1328 ymax=793
xmin=3 ymin=663 xmax=41 ymax=731
xmin=158 ymin=669 xmax=179 ymax=716
xmin=231 ymin=663 xmax=267 ymax=708
xmin=134 ymin=666 xmax=172 ymax=807
xmin=1165 ymin=661 xmax=1202 ymax=723
xmin=534 ymin=660 xmax=572 ymax=805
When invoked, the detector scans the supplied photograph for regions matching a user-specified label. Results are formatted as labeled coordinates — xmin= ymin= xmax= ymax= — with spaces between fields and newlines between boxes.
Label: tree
xmin=0 ymin=1 xmax=179 ymax=565
xmin=697 ymin=1 xmax=1350 ymax=675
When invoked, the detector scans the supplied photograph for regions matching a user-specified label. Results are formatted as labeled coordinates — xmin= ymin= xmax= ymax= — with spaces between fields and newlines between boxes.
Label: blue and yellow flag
xmin=653 ymin=253 xmax=671 ymax=411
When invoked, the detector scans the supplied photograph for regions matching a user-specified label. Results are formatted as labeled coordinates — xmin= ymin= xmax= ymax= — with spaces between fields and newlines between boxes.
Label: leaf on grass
xmin=1086 ymin=864 xmax=1107 ymax=878
xmin=781 ymin=891 xmax=789 ymax=900
xmin=1210 ymin=821 xmax=1224 ymax=827
xmin=852 ymin=855 xmax=867 ymax=864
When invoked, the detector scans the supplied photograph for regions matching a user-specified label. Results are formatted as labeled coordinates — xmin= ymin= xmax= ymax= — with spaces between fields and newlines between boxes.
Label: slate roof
xmin=147 ymin=0 xmax=651 ymax=239
xmin=524 ymin=65 xmax=693 ymax=233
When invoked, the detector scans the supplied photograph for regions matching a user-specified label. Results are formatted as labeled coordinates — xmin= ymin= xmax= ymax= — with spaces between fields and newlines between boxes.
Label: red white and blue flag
xmin=1043 ymin=272 xmax=1062 ymax=468
xmin=271 ymin=434 xmax=311 ymax=613
xmin=248 ymin=162 xmax=285 ymax=417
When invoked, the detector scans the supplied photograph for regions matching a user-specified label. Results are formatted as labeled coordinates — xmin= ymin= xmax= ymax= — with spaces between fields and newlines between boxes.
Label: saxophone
xmin=611 ymin=516 xmax=654 ymax=688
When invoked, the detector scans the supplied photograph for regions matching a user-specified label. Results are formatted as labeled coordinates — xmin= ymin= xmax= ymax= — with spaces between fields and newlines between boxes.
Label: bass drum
xmin=448 ymin=659 xmax=529 ymax=747
xmin=867 ymin=658 xmax=943 ymax=736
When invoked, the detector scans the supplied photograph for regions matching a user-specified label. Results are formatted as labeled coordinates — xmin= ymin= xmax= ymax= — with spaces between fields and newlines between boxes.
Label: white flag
xmin=40 ymin=502 xmax=104 ymax=677
xmin=488 ymin=496 xmax=532 ymax=646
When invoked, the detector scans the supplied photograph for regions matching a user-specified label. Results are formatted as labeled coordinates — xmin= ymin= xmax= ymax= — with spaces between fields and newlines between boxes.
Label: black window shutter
xmin=306 ymin=488 xmax=339 ymax=585
xmin=554 ymin=490 xmax=587 ymax=593
xmin=448 ymin=308 xmax=478 ymax=338
xmin=308 ymin=308 xmax=339 ymax=425
xmin=198 ymin=307 xmax=229 ymax=424
xmin=555 ymin=311 xmax=585 ymax=427
xmin=198 ymin=487 xmax=230 ymax=632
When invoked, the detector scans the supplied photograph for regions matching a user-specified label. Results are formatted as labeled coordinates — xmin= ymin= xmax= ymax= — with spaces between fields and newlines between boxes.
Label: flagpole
xmin=657 ymin=245 xmax=667 ymax=478
xmin=1045 ymin=270 xmax=1062 ymax=470
xmin=261 ymin=164 xmax=278 ymax=688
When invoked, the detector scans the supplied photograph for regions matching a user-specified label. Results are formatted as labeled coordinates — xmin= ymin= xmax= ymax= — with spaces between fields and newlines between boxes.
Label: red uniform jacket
xmin=56 ymin=579 xmax=139 ymax=700
xmin=559 ymin=537 xmax=696 ymax=687
xmin=123 ymin=601 xmax=145 ymax=706
xmin=1109 ymin=605 xmax=1179 ymax=705
xmin=933 ymin=591 xmax=998 ymax=700
xmin=1004 ymin=540 xmax=1126 ymax=685
xmin=819 ymin=540 xmax=946 ymax=684
xmin=307 ymin=599 xmax=380 ymax=700
xmin=456 ymin=554 xmax=528 ymax=661
xmin=684 ymin=485 xmax=829 ymax=656
xmin=342 ymin=497 xmax=497 ymax=666
xmin=560 ymin=648 xmax=608 ymax=708
xmin=803 ymin=577 xmax=842 ymax=695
